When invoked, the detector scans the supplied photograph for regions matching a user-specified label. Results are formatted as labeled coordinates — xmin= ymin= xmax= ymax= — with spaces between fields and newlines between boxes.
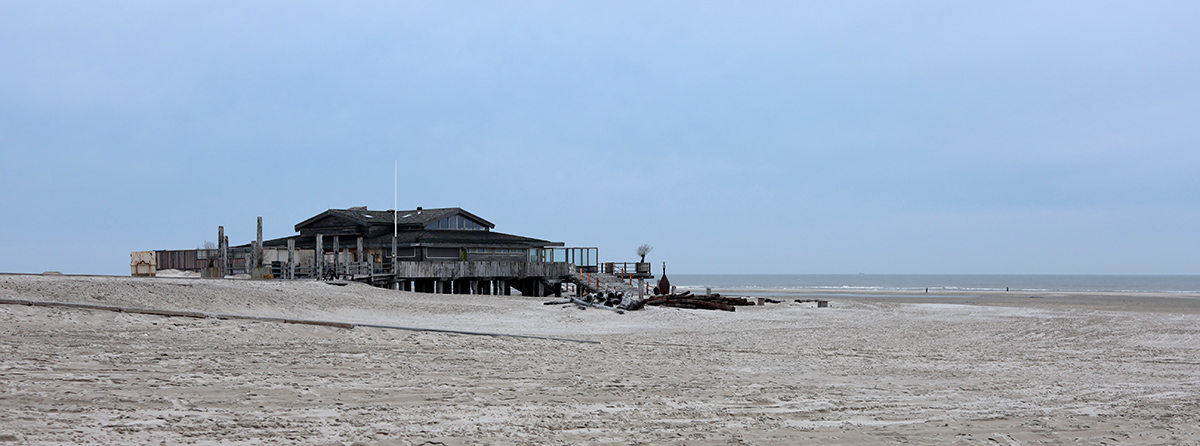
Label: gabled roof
xmin=386 ymin=228 xmax=557 ymax=247
xmin=295 ymin=207 xmax=495 ymax=232
xmin=259 ymin=227 xmax=562 ymax=249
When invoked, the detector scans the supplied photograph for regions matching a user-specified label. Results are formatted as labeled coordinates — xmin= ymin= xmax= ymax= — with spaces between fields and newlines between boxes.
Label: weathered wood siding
xmin=393 ymin=261 xmax=569 ymax=280
xmin=155 ymin=250 xmax=212 ymax=271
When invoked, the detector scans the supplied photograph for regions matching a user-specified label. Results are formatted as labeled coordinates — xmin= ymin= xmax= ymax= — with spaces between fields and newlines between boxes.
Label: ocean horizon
xmin=669 ymin=274 xmax=1200 ymax=294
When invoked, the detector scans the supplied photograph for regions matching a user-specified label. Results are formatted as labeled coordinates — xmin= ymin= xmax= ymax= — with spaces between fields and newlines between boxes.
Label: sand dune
xmin=1 ymin=274 xmax=1198 ymax=445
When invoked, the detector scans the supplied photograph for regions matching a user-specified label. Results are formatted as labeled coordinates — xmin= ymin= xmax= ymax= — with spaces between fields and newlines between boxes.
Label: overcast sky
xmin=2 ymin=1 xmax=1198 ymax=275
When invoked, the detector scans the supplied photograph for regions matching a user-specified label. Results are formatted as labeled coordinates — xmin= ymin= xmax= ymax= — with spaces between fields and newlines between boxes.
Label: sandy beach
xmin=1 ymin=274 xmax=1198 ymax=445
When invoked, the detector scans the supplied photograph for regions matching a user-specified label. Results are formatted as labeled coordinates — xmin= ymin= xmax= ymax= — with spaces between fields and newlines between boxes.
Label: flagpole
xmin=392 ymin=160 xmax=398 ymax=289
xmin=394 ymin=160 xmax=397 ymax=239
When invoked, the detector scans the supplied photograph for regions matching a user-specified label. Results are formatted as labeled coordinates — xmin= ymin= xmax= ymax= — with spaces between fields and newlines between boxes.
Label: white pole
xmin=394 ymin=160 xmax=397 ymax=239
xmin=393 ymin=160 xmax=399 ymax=290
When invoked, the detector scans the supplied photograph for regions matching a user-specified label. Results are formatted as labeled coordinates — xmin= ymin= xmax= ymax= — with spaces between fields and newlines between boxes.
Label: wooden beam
xmin=315 ymin=234 xmax=324 ymax=280
xmin=287 ymin=239 xmax=295 ymax=280
xmin=255 ymin=216 xmax=263 ymax=268
xmin=218 ymin=226 xmax=227 ymax=278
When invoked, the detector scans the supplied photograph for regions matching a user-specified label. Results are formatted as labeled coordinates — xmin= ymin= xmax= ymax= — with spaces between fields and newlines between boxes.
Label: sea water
xmin=671 ymin=274 xmax=1200 ymax=295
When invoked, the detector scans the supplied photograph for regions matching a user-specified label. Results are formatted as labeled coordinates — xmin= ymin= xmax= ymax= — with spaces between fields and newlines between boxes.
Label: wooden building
xmin=258 ymin=207 xmax=574 ymax=296
xmin=282 ymin=206 xmax=561 ymax=263
xmin=147 ymin=206 xmax=611 ymax=297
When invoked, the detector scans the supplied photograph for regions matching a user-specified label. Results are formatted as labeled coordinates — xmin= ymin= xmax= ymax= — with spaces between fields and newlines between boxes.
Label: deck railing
xmin=603 ymin=262 xmax=652 ymax=276
xmin=391 ymin=260 xmax=570 ymax=279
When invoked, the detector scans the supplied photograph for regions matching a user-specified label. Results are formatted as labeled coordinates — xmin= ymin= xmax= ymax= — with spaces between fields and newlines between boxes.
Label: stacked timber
xmin=631 ymin=291 xmax=756 ymax=312
xmin=546 ymin=291 xmax=629 ymax=314
xmin=545 ymin=290 xmax=778 ymax=313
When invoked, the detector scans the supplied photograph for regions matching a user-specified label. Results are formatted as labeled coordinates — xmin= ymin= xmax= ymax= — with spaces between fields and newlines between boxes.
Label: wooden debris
xmin=549 ymin=291 xmax=789 ymax=313
xmin=630 ymin=293 xmax=761 ymax=312
xmin=569 ymin=296 xmax=625 ymax=314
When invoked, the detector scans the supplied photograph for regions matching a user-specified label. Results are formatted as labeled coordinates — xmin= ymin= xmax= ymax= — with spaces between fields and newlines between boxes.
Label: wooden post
xmin=287 ymin=239 xmax=295 ymax=280
xmin=391 ymin=240 xmax=398 ymax=290
xmin=315 ymin=234 xmax=324 ymax=280
xmin=218 ymin=226 xmax=227 ymax=278
xmin=332 ymin=236 xmax=340 ymax=279
xmin=255 ymin=216 xmax=263 ymax=268
xmin=364 ymin=239 xmax=372 ymax=283
xmin=356 ymin=236 xmax=363 ymax=266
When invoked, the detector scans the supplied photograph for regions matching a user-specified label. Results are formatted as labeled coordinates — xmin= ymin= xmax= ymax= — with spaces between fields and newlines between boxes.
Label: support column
xmin=391 ymin=239 xmax=399 ymax=290
xmin=332 ymin=236 xmax=340 ymax=279
xmin=255 ymin=216 xmax=263 ymax=269
xmin=356 ymin=237 xmax=363 ymax=277
xmin=217 ymin=226 xmax=227 ymax=278
xmin=315 ymin=234 xmax=324 ymax=280
xmin=287 ymin=239 xmax=295 ymax=280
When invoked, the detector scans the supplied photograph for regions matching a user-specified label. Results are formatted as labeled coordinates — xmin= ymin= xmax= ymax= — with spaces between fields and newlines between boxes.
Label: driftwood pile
xmin=544 ymin=291 xmax=630 ymax=314
xmin=634 ymin=290 xmax=756 ymax=312
xmin=546 ymin=290 xmax=805 ymax=313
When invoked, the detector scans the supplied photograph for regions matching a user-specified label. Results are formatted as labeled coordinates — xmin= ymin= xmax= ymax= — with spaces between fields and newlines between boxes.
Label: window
xmin=427 ymin=214 xmax=486 ymax=230
xmin=465 ymin=248 xmax=525 ymax=254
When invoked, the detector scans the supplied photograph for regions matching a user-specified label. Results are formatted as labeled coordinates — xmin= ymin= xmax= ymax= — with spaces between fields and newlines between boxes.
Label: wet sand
xmin=2 ymin=274 xmax=1199 ymax=445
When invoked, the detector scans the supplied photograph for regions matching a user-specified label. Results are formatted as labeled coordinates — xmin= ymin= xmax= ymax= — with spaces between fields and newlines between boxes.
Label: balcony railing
xmin=603 ymin=262 xmax=652 ymax=277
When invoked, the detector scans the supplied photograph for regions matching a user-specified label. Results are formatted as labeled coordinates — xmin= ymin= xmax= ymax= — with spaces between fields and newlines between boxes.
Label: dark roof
xmin=259 ymin=229 xmax=560 ymax=249
xmin=257 ymin=207 xmax=562 ymax=250
xmin=295 ymin=207 xmax=495 ymax=231
xmin=384 ymin=229 xmax=555 ymax=247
